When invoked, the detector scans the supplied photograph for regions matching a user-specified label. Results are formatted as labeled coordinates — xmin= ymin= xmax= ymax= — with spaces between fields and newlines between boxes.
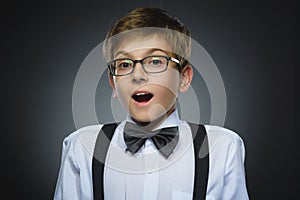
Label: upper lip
xmin=131 ymin=90 xmax=153 ymax=96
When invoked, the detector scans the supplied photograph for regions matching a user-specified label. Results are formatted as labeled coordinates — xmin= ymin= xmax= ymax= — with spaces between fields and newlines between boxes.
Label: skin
xmin=109 ymin=35 xmax=193 ymax=130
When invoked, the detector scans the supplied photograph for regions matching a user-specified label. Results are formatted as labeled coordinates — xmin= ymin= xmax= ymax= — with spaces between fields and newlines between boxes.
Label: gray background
xmin=2 ymin=0 xmax=296 ymax=199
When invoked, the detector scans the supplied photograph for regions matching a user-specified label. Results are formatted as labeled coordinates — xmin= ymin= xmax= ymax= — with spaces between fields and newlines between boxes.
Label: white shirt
xmin=54 ymin=111 xmax=249 ymax=200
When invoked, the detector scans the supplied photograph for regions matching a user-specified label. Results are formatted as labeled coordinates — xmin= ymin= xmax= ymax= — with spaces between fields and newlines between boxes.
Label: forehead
xmin=114 ymin=34 xmax=173 ymax=58
xmin=104 ymin=27 xmax=191 ymax=63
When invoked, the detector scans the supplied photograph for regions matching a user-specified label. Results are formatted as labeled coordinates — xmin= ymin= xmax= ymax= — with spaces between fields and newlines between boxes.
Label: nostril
xmin=132 ymin=76 xmax=147 ymax=83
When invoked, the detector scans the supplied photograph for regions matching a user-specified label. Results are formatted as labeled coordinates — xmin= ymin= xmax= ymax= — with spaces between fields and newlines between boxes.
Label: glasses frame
xmin=107 ymin=55 xmax=180 ymax=76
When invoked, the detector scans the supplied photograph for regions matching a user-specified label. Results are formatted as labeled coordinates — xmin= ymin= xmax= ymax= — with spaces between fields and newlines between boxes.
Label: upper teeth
xmin=136 ymin=93 xmax=147 ymax=96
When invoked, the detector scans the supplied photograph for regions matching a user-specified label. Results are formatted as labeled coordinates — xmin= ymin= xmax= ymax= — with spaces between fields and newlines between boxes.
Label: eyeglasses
xmin=107 ymin=55 xmax=180 ymax=76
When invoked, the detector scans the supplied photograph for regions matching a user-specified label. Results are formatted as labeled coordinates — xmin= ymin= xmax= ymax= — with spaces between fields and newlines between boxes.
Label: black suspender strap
xmin=189 ymin=123 xmax=210 ymax=200
xmin=92 ymin=123 xmax=118 ymax=200
xmin=92 ymin=123 xmax=209 ymax=200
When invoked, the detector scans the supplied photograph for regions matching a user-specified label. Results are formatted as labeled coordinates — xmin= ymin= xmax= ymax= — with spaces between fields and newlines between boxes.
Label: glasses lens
xmin=111 ymin=59 xmax=134 ymax=75
xmin=143 ymin=56 xmax=168 ymax=73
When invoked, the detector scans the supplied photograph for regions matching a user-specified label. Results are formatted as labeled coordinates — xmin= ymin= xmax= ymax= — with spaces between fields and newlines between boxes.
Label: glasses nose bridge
xmin=132 ymin=59 xmax=145 ymax=72
xmin=133 ymin=59 xmax=144 ymax=67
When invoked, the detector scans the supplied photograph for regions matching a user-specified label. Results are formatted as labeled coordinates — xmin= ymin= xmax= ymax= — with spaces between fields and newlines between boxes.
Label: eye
xmin=148 ymin=57 xmax=165 ymax=66
xmin=117 ymin=60 xmax=133 ymax=69
xmin=151 ymin=59 xmax=162 ymax=65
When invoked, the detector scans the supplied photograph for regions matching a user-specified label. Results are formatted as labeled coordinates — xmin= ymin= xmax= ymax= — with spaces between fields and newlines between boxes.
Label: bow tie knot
xmin=123 ymin=122 xmax=179 ymax=158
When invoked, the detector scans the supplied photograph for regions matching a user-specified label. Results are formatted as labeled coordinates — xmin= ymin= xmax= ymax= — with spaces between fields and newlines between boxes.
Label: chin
xmin=130 ymin=110 xmax=168 ymax=125
xmin=130 ymin=113 xmax=152 ymax=123
xmin=130 ymin=102 xmax=176 ymax=122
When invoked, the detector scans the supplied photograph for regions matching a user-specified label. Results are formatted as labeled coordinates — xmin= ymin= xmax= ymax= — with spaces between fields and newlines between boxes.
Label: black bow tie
xmin=123 ymin=122 xmax=179 ymax=158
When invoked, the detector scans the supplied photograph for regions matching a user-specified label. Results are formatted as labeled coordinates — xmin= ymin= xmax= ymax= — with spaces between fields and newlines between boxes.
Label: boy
xmin=54 ymin=7 xmax=249 ymax=200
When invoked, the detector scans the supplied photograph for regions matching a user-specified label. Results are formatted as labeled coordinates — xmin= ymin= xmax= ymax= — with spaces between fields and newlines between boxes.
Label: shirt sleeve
xmin=222 ymin=136 xmax=249 ymax=200
xmin=53 ymin=133 xmax=81 ymax=200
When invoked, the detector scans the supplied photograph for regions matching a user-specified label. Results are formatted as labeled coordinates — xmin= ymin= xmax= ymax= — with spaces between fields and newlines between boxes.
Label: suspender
xmin=92 ymin=123 xmax=209 ymax=200
xmin=92 ymin=123 xmax=118 ymax=200
xmin=189 ymin=123 xmax=209 ymax=200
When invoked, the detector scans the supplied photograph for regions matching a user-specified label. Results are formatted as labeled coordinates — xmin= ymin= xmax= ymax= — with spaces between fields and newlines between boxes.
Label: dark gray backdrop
xmin=3 ymin=0 xmax=296 ymax=199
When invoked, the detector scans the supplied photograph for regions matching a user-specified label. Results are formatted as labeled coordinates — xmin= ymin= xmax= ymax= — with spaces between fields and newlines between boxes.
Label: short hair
xmin=103 ymin=7 xmax=191 ymax=69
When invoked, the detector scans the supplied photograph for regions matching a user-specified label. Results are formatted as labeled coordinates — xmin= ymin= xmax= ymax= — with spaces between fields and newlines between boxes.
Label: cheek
xmin=114 ymin=77 xmax=127 ymax=93
xmin=150 ymin=68 xmax=180 ymax=95
xmin=162 ymin=88 xmax=177 ymax=104
xmin=114 ymin=78 xmax=130 ymax=107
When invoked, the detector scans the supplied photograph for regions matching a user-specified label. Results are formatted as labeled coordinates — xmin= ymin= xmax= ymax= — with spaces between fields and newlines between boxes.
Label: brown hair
xmin=103 ymin=7 xmax=191 ymax=69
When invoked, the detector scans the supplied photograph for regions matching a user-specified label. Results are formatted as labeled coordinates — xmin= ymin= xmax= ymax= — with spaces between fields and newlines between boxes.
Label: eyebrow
xmin=114 ymin=48 xmax=170 ymax=59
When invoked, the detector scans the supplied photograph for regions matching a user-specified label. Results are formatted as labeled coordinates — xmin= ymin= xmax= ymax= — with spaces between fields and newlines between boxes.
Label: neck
xmin=131 ymin=105 xmax=176 ymax=131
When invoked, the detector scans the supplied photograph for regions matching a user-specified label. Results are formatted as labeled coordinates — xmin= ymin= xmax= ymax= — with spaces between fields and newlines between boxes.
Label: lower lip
xmin=132 ymin=97 xmax=153 ymax=107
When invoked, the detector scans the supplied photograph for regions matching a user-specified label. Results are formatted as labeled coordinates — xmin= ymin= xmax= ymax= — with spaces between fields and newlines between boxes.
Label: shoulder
xmin=62 ymin=124 xmax=103 ymax=151
xmin=204 ymin=125 xmax=244 ymax=144
xmin=181 ymin=121 xmax=245 ymax=149
xmin=63 ymin=124 xmax=103 ymax=143
xmin=203 ymin=125 xmax=246 ymax=159
xmin=181 ymin=122 xmax=244 ymax=144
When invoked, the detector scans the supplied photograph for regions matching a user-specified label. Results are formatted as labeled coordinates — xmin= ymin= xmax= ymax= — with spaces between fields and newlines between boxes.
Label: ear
xmin=109 ymin=76 xmax=118 ymax=98
xmin=179 ymin=65 xmax=193 ymax=92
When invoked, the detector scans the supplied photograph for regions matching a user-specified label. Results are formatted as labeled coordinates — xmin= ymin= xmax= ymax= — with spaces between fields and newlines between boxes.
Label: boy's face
xmin=109 ymin=35 xmax=193 ymax=125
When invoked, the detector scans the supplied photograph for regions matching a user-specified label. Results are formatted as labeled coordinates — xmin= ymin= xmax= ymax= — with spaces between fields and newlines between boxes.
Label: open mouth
xmin=132 ymin=92 xmax=154 ymax=103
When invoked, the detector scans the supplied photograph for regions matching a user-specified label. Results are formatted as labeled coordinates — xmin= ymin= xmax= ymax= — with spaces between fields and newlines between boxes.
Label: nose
xmin=131 ymin=62 xmax=148 ymax=83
